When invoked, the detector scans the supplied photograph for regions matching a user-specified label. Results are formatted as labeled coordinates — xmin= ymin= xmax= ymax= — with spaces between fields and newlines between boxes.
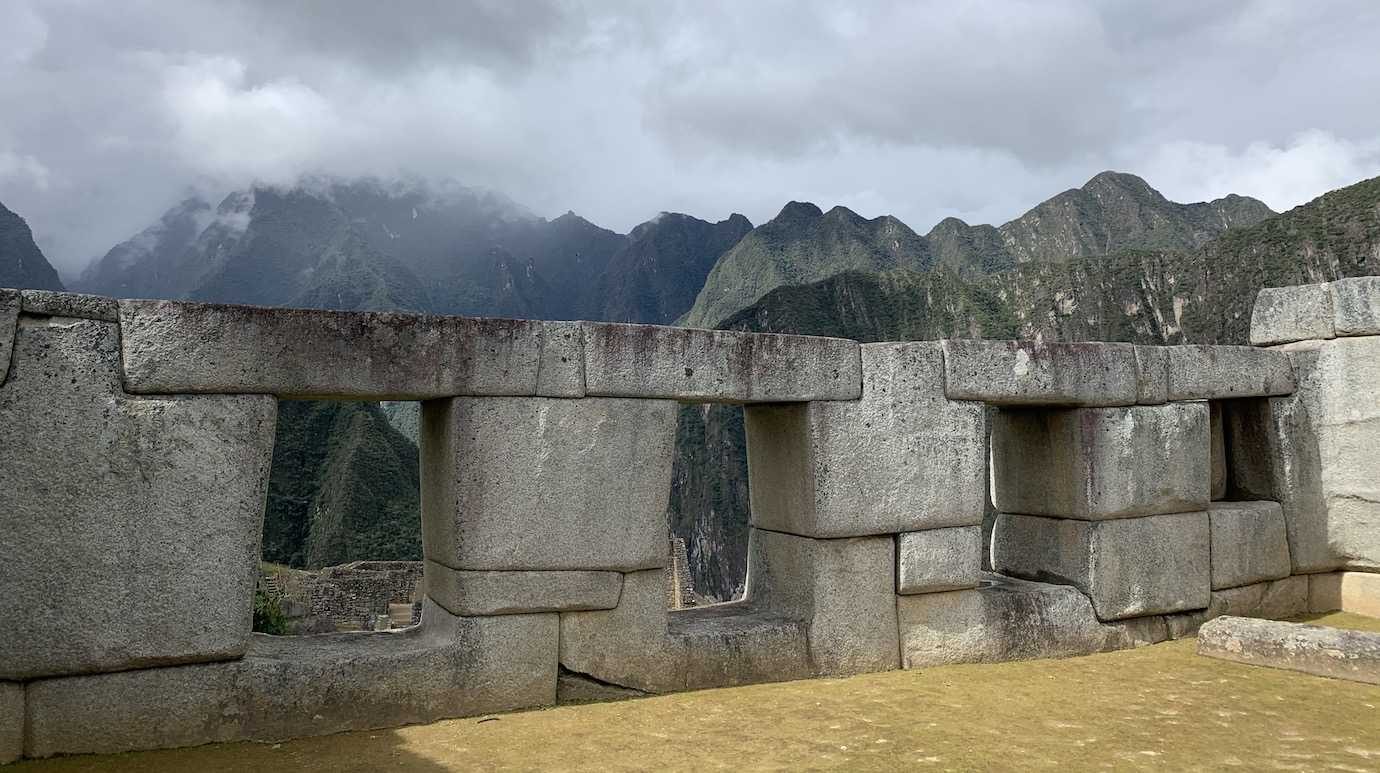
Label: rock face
xmin=745 ymin=342 xmax=987 ymax=538
xmin=0 ymin=682 xmax=21 ymax=765
xmin=991 ymin=403 xmax=1210 ymax=520
xmin=0 ymin=315 xmax=277 ymax=680
xmin=1197 ymin=616 xmax=1380 ymax=686
xmin=0 ymin=201 xmax=63 ymax=291
xmin=421 ymin=396 xmax=676 ymax=572
xmin=24 ymin=600 xmax=559 ymax=757
xmin=991 ymin=511 xmax=1211 ymax=621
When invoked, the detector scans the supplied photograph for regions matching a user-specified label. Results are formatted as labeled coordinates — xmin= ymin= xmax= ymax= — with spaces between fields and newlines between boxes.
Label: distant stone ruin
xmin=259 ymin=561 xmax=424 ymax=633
xmin=1 ymin=278 xmax=1378 ymax=762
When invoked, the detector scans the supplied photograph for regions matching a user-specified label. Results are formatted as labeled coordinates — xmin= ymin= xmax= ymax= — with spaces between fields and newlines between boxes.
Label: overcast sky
xmin=3 ymin=0 xmax=1380 ymax=275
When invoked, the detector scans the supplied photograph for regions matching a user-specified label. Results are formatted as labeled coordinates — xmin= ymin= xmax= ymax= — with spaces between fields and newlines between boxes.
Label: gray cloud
xmin=2 ymin=0 xmax=1378 ymax=275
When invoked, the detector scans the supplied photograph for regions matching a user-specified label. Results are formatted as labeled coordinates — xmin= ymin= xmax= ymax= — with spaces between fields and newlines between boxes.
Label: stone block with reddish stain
xmin=581 ymin=322 xmax=861 ymax=402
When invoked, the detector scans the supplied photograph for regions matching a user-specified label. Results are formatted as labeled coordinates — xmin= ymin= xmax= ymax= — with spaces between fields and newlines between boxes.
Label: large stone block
xmin=581 ymin=322 xmax=861 ymax=402
xmin=421 ymin=396 xmax=675 ymax=572
xmin=24 ymin=600 xmax=558 ymax=758
xmin=0 ymin=317 xmax=277 ymax=681
xmin=991 ymin=511 xmax=1211 ymax=621
xmin=118 ymin=299 xmax=584 ymax=399
xmin=991 ymin=403 xmax=1210 ymax=520
xmin=1250 ymin=283 xmax=1335 ymax=346
xmin=0 ymin=288 xmax=16 ymax=385
xmin=424 ymin=561 xmax=622 ymax=616
xmin=1164 ymin=575 xmax=1309 ymax=639
xmin=1165 ymin=345 xmax=1296 ymax=400
xmin=19 ymin=288 xmax=117 ymax=321
xmin=896 ymin=526 xmax=981 ymax=594
xmin=1308 ymin=571 xmax=1380 ymax=617
xmin=745 ymin=342 xmax=987 ymax=538
xmin=1330 ymin=276 xmax=1380 ymax=336
xmin=673 ymin=604 xmax=813 ymax=691
xmin=1208 ymin=502 xmax=1291 ymax=590
xmin=1197 ymin=616 xmax=1380 ymax=686
xmin=748 ymin=529 xmax=899 ymax=676
xmin=1133 ymin=345 xmax=1169 ymax=405
xmin=941 ymin=339 xmax=1139 ymax=406
xmin=1230 ymin=339 xmax=1380 ymax=572
xmin=897 ymin=574 xmax=1169 ymax=668
xmin=1210 ymin=401 xmax=1227 ymax=500
xmin=0 ymin=682 xmax=20 ymax=766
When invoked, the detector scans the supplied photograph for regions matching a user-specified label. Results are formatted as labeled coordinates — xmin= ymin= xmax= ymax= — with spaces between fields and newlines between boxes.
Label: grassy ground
xmin=17 ymin=613 xmax=1380 ymax=772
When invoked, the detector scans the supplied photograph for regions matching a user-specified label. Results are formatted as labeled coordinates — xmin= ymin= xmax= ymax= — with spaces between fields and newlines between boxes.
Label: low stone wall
xmin=261 ymin=561 xmax=424 ymax=633
xmin=1 ymin=283 xmax=1377 ymax=763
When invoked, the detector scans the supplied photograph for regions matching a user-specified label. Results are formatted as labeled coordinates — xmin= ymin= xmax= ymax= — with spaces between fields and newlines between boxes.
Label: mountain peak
xmin=774 ymin=201 xmax=824 ymax=222
xmin=0 ymin=200 xmax=64 ymax=291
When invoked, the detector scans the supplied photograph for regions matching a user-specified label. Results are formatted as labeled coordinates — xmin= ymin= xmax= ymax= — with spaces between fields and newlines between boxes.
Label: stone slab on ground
xmin=745 ymin=342 xmax=986 ymax=538
xmin=991 ymin=511 xmax=1211 ymax=621
xmin=748 ymin=529 xmax=899 ymax=676
xmin=0 ymin=317 xmax=277 ymax=681
xmin=24 ymin=600 xmax=557 ymax=758
xmin=1165 ymin=345 xmax=1296 ymax=400
xmin=1330 ymin=276 xmax=1380 ymax=336
xmin=1208 ymin=501 xmax=1291 ymax=590
xmin=991 ymin=403 xmax=1210 ymax=520
xmin=424 ymin=562 xmax=622 ymax=616
xmin=1134 ymin=345 xmax=1169 ymax=405
xmin=941 ymin=339 xmax=1139 ymax=406
xmin=118 ymin=299 xmax=584 ymax=399
xmin=1 ymin=682 xmax=20 ymax=766
xmin=19 ymin=288 xmax=118 ymax=321
xmin=1250 ymin=283 xmax=1335 ymax=346
xmin=896 ymin=526 xmax=982 ymax=594
xmin=1197 ymin=616 xmax=1380 ymax=685
xmin=896 ymin=573 xmax=1169 ymax=668
xmin=0 ymin=288 xmax=16 ymax=385
xmin=1309 ymin=571 xmax=1380 ymax=617
xmin=581 ymin=322 xmax=861 ymax=402
xmin=1165 ymin=575 xmax=1309 ymax=639
xmin=421 ymin=396 xmax=675 ymax=572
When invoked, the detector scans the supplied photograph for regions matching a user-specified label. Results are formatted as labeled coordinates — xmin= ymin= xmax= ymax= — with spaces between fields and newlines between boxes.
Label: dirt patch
xmin=17 ymin=613 xmax=1380 ymax=772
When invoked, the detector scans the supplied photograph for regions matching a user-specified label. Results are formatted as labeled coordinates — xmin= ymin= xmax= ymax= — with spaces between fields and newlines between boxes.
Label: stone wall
xmin=1 ymin=283 xmax=1376 ymax=763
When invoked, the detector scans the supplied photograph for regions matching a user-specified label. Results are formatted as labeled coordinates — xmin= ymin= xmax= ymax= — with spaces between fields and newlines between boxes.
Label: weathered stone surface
xmin=941 ymin=339 xmax=1139 ymax=406
xmin=581 ymin=322 xmax=861 ymax=402
xmin=1134 ymin=345 xmax=1169 ymax=405
xmin=1164 ymin=575 xmax=1309 ymax=639
xmin=1165 ymin=345 xmax=1296 ymax=400
xmin=1233 ymin=339 xmax=1380 ymax=572
xmin=118 ymin=299 xmax=584 ymax=398
xmin=746 ymin=342 xmax=987 ymax=538
xmin=896 ymin=526 xmax=982 ymax=594
xmin=19 ymin=288 xmax=118 ymax=321
xmin=26 ymin=601 xmax=557 ymax=758
xmin=1209 ymin=501 xmax=1291 ymax=590
xmin=536 ymin=320 xmax=585 ymax=397
xmin=1210 ymin=402 xmax=1227 ymax=500
xmin=0 ymin=682 xmax=20 ymax=766
xmin=560 ymin=568 xmax=820 ymax=694
xmin=0 ymin=288 xmax=16 ymax=386
xmin=424 ymin=561 xmax=622 ymax=616
xmin=1329 ymin=276 xmax=1380 ymax=336
xmin=897 ymin=574 xmax=1169 ymax=668
xmin=0 ymin=317 xmax=277 ymax=681
xmin=421 ymin=396 xmax=675 ymax=571
xmin=1250 ymin=283 xmax=1335 ymax=346
xmin=991 ymin=403 xmax=1210 ymax=520
xmin=559 ymin=570 xmax=688 ymax=694
xmin=1309 ymin=571 xmax=1380 ymax=617
xmin=748 ymin=529 xmax=899 ymax=676
xmin=1197 ymin=616 xmax=1380 ymax=685
xmin=991 ymin=511 xmax=1211 ymax=621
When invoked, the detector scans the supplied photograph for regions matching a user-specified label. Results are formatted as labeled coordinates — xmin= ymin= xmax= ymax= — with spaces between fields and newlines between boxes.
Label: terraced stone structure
xmin=1 ymin=280 xmax=1377 ymax=763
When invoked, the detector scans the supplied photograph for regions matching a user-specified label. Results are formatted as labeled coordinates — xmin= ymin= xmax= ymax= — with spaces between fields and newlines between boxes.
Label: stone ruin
xmin=0 ymin=278 xmax=1377 ymax=762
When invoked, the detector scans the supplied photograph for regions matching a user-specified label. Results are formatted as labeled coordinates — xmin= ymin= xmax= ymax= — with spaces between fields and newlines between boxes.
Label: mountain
xmin=683 ymin=172 xmax=1274 ymax=329
xmin=0 ymin=201 xmax=63 ymax=290
xmin=596 ymin=212 xmax=753 ymax=324
xmin=75 ymin=196 xmax=212 ymax=298
xmin=681 ymin=202 xmax=932 ymax=327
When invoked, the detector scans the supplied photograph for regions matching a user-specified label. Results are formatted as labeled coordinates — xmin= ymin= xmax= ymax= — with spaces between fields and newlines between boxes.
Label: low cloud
xmin=1 ymin=0 xmax=1378 ymax=274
